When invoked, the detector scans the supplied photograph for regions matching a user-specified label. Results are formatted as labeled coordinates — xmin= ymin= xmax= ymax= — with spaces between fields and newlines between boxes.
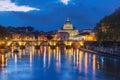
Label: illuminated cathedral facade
xmin=58 ymin=18 xmax=79 ymax=39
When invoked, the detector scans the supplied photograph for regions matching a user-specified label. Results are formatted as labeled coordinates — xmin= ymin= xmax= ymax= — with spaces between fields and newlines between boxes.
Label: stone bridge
xmin=6 ymin=40 xmax=84 ymax=49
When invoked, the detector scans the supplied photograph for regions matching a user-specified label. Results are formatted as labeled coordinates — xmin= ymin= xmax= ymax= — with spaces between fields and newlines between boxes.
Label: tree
xmin=94 ymin=8 xmax=120 ymax=41
xmin=46 ymin=34 xmax=53 ymax=40
xmin=0 ymin=25 xmax=12 ymax=40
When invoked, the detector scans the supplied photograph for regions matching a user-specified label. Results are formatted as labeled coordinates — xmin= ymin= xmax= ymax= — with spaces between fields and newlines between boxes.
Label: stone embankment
xmin=83 ymin=41 xmax=120 ymax=56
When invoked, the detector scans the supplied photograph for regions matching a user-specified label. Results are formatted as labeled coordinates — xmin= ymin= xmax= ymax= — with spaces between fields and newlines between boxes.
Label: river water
xmin=0 ymin=46 xmax=120 ymax=80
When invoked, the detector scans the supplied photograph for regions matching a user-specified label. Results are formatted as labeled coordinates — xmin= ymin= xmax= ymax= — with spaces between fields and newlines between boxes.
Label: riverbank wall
xmin=83 ymin=41 xmax=120 ymax=56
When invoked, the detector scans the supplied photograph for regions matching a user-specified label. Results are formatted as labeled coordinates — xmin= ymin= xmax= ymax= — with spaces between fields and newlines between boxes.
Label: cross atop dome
xmin=66 ymin=17 xmax=70 ymax=21
xmin=65 ymin=17 xmax=71 ymax=25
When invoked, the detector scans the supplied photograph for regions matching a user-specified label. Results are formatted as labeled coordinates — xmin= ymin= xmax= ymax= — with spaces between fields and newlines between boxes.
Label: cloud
xmin=60 ymin=0 xmax=70 ymax=5
xmin=0 ymin=0 xmax=39 ymax=12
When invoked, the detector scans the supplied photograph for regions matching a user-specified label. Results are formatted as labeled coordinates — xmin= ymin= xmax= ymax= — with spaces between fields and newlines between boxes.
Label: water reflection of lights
xmin=65 ymin=48 xmax=73 ymax=64
xmin=97 ymin=61 xmax=100 ymax=70
xmin=40 ymin=46 xmax=43 ymax=54
xmin=78 ymin=51 xmax=83 ymax=72
xmin=56 ymin=47 xmax=59 ymax=66
xmin=30 ymin=50 xmax=33 ymax=67
xmin=11 ymin=47 xmax=14 ymax=58
xmin=84 ymin=52 xmax=88 ymax=74
xmin=29 ymin=46 xmax=35 ymax=72
xmin=1 ymin=46 xmax=108 ymax=77
xmin=43 ymin=46 xmax=46 ymax=68
xmin=53 ymin=49 xmax=56 ymax=58
xmin=48 ymin=47 xmax=51 ymax=67
xmin=101 ymin=57 xmax=104 ymax=67
xmin=72 ymin=49 xmax=85 ymax=73
xmin=76 ymin=49 xmax=79 ymax=68
xmin=1 ymin=54 xmax=5 ymax=69
xmin=73 ymin=49 xmax=76 ymax=66
xmin=55 ymin=47 xmax=61 ymax=72
xmin=14 ymin=54 xmax=17 ymax=64
xmin=42 ymin=46 xmax=62 ymax=70
xmin=92 ymin=54 xmax=96 ymax=75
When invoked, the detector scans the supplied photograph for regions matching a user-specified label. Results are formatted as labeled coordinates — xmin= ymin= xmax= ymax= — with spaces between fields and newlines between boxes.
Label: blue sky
xmin=0 ymin=0 xmax=120 ymax=31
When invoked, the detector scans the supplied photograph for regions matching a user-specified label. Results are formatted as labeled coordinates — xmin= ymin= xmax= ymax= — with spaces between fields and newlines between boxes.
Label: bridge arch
xmin=71 ymin=41 xmax=84 ymax=48
xmin=10 ymin=42 xmax=20 ymax=47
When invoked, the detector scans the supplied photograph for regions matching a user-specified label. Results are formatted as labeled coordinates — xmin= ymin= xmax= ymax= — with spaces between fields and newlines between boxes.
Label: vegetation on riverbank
xmin=0 ymin=25 xmax=12 ymax=40
xmin=95 ymin=8 xmax=120 ymax=41
xmin=0 ymin=25 xmax=12 ymax=49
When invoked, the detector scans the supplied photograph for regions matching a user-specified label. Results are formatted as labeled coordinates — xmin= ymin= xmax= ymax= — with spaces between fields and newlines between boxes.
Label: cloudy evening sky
xmin=0 ymin=0 xmax=120 ymax=31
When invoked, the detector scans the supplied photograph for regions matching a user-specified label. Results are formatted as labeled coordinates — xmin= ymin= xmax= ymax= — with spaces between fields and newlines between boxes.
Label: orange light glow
xmin=85 ymin=34 xmax=96 ymax=41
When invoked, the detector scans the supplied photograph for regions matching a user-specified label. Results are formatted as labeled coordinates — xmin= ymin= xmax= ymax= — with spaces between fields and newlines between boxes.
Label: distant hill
xmin=94 ymin=8 xmax=120 ymax=41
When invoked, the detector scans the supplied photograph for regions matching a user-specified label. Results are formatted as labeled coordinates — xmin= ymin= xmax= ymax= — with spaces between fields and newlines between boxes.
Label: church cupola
xmin=63 ymin=18 xmax=73 ymax=30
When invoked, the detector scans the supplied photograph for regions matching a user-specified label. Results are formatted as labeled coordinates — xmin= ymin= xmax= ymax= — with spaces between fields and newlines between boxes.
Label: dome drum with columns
xmin=63 ymin=18 xmax=73 ymax=30
xmin=58 ymin=18 xmax=79 ymax=39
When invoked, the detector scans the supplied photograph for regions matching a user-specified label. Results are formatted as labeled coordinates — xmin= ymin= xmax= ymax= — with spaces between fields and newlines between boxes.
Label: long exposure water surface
xmin=0 ymin=46 xmax=120 ymax=80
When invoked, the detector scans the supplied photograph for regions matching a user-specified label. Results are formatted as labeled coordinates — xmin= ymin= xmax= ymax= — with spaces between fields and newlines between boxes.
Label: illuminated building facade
xmin=58 ymin=18 xmax=79 ymax=39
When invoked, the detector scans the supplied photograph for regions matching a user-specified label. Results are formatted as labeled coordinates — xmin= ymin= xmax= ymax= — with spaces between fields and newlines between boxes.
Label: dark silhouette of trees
xmin=95 ymin=8 xmax=120 ymax=41
xmin=0 ymin=25 xmax=12 ymax=40
xmin=46 ymin=34 xmax=53 ymax=40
